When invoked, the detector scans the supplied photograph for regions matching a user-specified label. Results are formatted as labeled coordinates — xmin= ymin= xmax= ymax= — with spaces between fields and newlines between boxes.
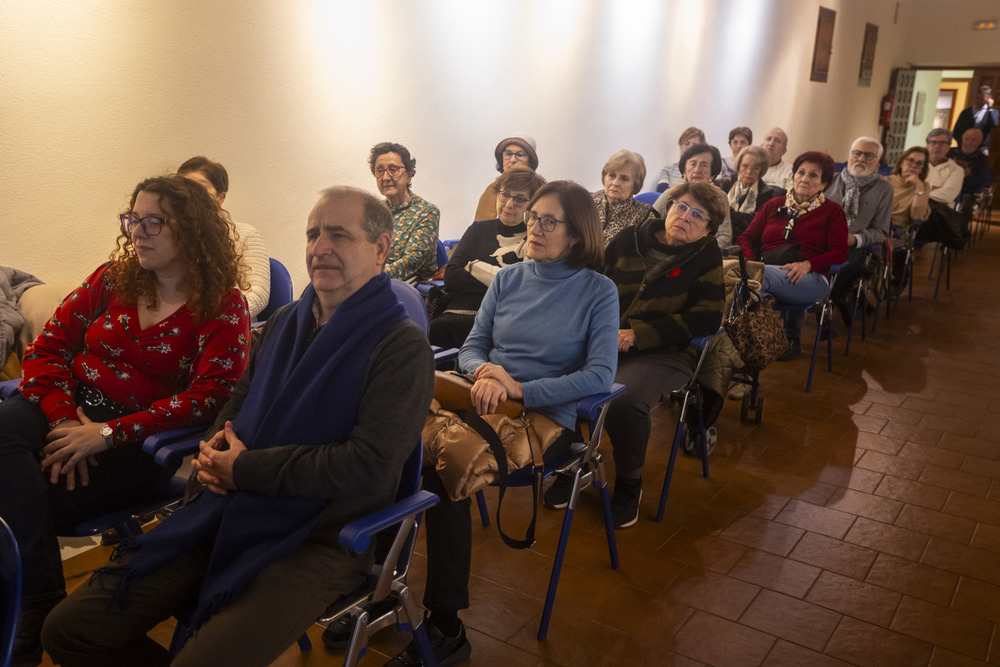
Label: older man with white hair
xmin=824 ymin=136 xmax=893 ymax=326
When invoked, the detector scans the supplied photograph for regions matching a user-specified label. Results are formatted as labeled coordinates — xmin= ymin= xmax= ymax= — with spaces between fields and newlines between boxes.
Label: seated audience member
xmin=925 ymin=129 xmax=964 ymax=204
xmin=177 ymin=156 xmax=271 ymax=320
xmin=720 ymin=126 xmax=753 ymax=180
xmin=370 ymin=142 xmax=441 ymax=283
xmin=823 ymin=137 xmax=893 ymax=325
xmin=948 ymin=129 xmax=994 ymax=197
xmin=42 ymin=186 xmax=435 ymax=667
xmin=473 ymin=135 xmax=539 ymax=221
xmin=953 ymin=85 xmax=998 ymax=152
xmin=406 ymin=181 xmax=618 ymax=667
xmin=653 ymin=144 xmax=734 ymax=247
xmin=592 ymin=149 xmax=656 ymax=244
xmin=737 ymin=151 xmax=848 ymax=361
xmin=545 ymin=181 xmax=725 ymax=528
xmin=3 ymin=176 xmax=250 ymax=666
xmin=887 ymin=147 xmax=931 ymax=232
xmin=430 ymin=167 xmax=547 ymax=349
xmin=760 ymin=127 xmax=794 ymax=191
xmin=654 ymin=126 xmax=706 ymax=192
xmin=723 ymin=145 xmax=785 ymax=239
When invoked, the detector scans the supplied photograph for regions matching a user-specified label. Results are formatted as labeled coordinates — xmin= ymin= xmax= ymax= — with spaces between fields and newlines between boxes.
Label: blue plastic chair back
xmin=435 ymin=240 xmax=448 ymax=269
xmin=255 ymin=258 xmax=294 ymax=322
xmin=634 ymin=191 xmax=660 ymax=206
xmin=0 ymin=516 xmax=22 ymax=667
xmin=390 ymin=280 xmax=429 ymax=334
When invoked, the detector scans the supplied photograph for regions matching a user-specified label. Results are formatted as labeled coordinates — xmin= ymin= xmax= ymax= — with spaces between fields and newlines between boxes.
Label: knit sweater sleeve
xmin=233 ymin=222 xmax=271 ymax=320
xmin=443 ymin=221 xmax=492 ymax=295
xmin=802 ymin=203 xmax=849 ymax=274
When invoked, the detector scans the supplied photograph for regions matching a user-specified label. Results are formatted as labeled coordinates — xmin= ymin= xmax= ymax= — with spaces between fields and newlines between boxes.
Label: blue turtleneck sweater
xmin=459 ymin=259 xmax=619 ymax=429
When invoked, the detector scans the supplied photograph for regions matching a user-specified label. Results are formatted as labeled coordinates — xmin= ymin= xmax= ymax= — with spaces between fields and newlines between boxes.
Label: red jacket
xmin=737 ymin=198 xmax=848 ymax=276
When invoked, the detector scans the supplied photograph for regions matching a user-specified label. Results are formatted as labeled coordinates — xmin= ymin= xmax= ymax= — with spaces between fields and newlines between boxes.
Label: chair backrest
xmin=634 ymin=191 xmax=659 ymax=206
xmin=0 ymin=516 xmax=22 ymax=667
xmin=390 ymin=279 xmax=429 ymax=334
xmin=435 ymin=240 xmax=448 ymax=269
xmin=255 ymin=258 xmax=294 ymax=322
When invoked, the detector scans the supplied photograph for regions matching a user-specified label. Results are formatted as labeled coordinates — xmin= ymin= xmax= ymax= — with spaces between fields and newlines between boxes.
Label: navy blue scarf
xmin=99 ymin=273 xmax=405 ymax=631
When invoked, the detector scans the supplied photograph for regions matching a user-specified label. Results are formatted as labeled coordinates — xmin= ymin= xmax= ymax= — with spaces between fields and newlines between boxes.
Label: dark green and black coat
xmin=603 ymin=217 xmax=724 ymax=354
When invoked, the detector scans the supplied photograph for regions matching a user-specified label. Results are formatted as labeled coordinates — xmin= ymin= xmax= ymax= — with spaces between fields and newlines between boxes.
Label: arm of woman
xmin=909 ymin=177 xmax=931 ymax=221
xmin=107 ymin=293 xmax=251 ymax=446
xmin=442 ymin=223 xmax=490 ymax=292
xmin=457 ymin=274 xmax=499 ymax=374
xmin=20 ymin=264 xmax=113 ymax=425
xmin=737 ymin=204 xmax=772 ymax=260
xmin=386 ymin=203 xmax=440 ymax=281
xmin=519 ymin=277 xmax=619 ymax=408
xmin=234 ymin=222 xmax=271 ymax=320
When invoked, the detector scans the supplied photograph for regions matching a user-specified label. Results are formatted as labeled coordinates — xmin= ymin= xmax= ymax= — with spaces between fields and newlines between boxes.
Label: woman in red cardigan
xmin=3 ymin=175 xmax=251 ymax=665
xmin=737 ymin=151 xmax=848 ymax=360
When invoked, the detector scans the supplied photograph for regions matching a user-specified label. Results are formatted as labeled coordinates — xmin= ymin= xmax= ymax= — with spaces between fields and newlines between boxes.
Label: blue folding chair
xmin=0 ymin=516 xmax=21 ymax=667
xmin=655 ymin=330 xmax=722 ymax=522
xmin=771 ymin=261 xmax=849 ymax=393
xmin=473 ymin=383 xmax=627 ymax=640
xmin=254 ymin=257 xmax=294 ymax=323
xmin=634 ymin=191 xmax=660 ymax=206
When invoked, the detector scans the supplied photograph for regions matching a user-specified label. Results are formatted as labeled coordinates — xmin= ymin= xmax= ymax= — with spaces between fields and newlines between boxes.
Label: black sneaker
xmin=13 ymin=597 xmax=63 ymax=667
xmin=543 ymin=474 xmax=574 ymax=510
xmin=322 ymin=597 xmax=398 ymax=649
xmin=776 ymin=338 xmax=800 ymax=362
xmin=384 ymin=617 xmax=471 ymax=667
xmin=610 ymin=477 xmax=642 ymax=529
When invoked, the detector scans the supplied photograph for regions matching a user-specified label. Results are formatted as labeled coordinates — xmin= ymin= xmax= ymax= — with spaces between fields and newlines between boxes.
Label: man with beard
xmin=823 ymin=137 xmax=893 ymax=327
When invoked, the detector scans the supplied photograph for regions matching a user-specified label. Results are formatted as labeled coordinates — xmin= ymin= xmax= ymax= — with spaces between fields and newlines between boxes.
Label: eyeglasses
xmin=524 ymin=210 xmax=567 ymax=232
xmin=374 ymin=164 xmax=406 ymax=177
xmin=850 ymin=150 xmax=878 ymax=161
xmin=671 ymin=200 xmax=709 ymax=224
xmin=497 ymin=190 xmax=529 ymax=208
xmin=503 ymin=150 xmax=528 ymax=161
xmin=903 ymin=157 xmax=926 ymax=168
xmin=119 ymin=213 xmax=166 ymax=237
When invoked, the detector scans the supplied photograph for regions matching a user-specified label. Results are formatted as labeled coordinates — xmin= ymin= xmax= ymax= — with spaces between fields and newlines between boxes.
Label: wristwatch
xmin=100 ymin=424 xmax=114 ymax=449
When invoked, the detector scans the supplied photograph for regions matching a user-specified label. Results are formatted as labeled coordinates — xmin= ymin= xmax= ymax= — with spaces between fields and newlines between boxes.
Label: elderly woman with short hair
xmin=653 ymin=143 xmax=734 ymax=247
xmin=473 ymin=135 xmax=540 ymax=222
xmin=725 ymin=145 xmax=785 ymax=239
xmin=592 ymin=149 xmax=656 ymax=244
xmin=737 ymin=151 xmax=848 ymax=360
xmin=720 ymin=126 xmax=753 ymax=179
xmin=369 ymin=141 xmax=441 ymax=283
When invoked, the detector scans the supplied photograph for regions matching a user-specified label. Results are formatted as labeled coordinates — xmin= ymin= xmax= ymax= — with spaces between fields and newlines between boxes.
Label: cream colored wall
xmin=0 ymin=0 xmax=984 ymax=294
xmin=904 ymin=70 xmax=943 ymax=149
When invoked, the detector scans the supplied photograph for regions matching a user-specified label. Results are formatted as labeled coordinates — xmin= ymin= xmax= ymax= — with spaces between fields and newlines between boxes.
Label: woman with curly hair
xmin=1 ymin=175 xmax=251 ymax=665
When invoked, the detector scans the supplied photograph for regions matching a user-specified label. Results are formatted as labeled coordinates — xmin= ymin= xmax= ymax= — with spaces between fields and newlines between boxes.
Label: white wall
xmin=904 ymin=70 xmax=944 ymax=149
xmin=0 ymin=0 xmax=986 ymax=293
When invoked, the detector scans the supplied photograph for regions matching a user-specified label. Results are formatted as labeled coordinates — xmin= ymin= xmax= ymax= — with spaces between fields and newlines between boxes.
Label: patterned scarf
xmin=728 ymin=179 xmax=760 ymax=214
xmin=782 ymin=191 xmax=825 ymax=240
xmin=838 ymin=170 xmax=880 ymax=225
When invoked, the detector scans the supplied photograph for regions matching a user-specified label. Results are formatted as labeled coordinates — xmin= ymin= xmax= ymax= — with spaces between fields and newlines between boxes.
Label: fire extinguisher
xmin=880 ymin=93 xmax=894 ymax=127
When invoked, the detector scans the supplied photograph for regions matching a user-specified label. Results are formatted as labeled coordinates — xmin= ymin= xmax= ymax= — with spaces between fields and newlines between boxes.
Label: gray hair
xmin=926 ymin=128 xmax=952 ymax=143
xmin=735 ymin=145 xmax=769 ymax=176
xmin=851 ymin=136 xmax=884 ymax=159
xmin=317 ymin=186 xmax=394 ymax=242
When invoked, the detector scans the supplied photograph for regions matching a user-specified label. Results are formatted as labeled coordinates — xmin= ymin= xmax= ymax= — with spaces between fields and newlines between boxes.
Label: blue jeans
xmin=761 ymin=265 xmax=830 ymax=340
xmin=0 ymin=393 xmax=172 ymax=604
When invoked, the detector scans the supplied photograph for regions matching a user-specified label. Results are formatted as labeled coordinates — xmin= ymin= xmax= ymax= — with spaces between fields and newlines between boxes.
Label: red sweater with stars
xmin=19 ymin=263 xmax=251 ymax=446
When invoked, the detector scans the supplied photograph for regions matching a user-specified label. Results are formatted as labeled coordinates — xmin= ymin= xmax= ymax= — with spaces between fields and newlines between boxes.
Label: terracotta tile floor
xmin=49 ymin=220 xmax=1000 ymax=665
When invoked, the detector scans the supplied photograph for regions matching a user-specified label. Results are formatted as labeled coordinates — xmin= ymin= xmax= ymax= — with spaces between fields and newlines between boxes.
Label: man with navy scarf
xmin=42 ymin=187 xmax=435 ymax=667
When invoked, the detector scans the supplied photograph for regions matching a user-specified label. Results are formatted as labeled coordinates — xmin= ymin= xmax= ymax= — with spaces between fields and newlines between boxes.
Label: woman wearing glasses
xmin=737 ymin=151 xmax=848 ymax=360
xmin=887 ymin=146 xmax=932 ymax=232
xmin=592 ymin=149 xmax=656 ymax=244
xmin=369 ymin=141 xmax=441 ymax=283
xmin=472 ymin=135 xmax=540 ymax=222
xmin=0 ymin=175 xmax=250 ymax=664
xmin=429 ymin=167 xmax=546 ymax=349
xmin=394 ymin=181 xmax=618 ymax=667
xmin=547 ymin=181 xmax=726 ymax=528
